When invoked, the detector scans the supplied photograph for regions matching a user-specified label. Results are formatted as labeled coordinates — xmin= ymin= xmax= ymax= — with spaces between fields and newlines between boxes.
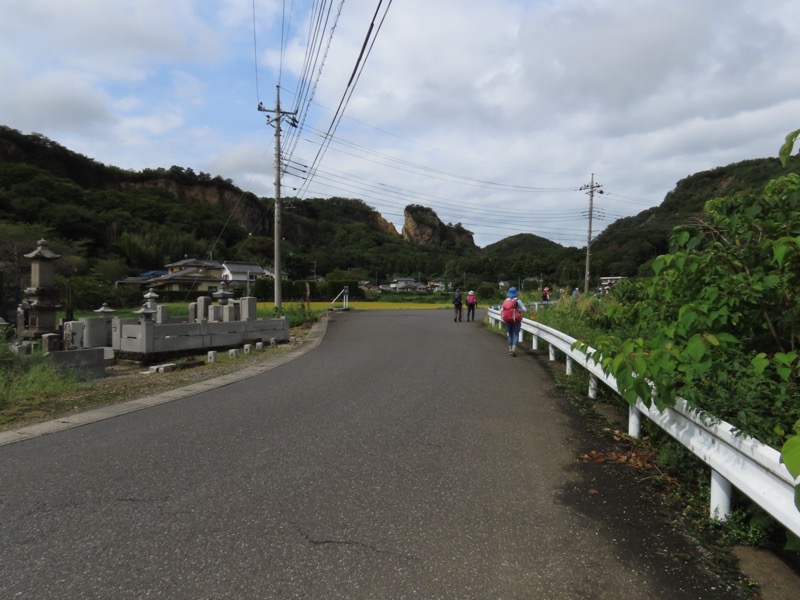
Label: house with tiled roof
xmin=143 ymin=258 xmax=224 ymax=293
xmin=222 ymin=261 xmax=265 ymax=283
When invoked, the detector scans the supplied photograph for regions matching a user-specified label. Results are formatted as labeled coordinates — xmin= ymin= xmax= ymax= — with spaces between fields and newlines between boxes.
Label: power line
xmin=252 ymin=0 xmax=261 ymax=103
xmin=249 ymin=4 xmax=661 ymax=252
xmin=283 ymin=1 xmax=345 ymax=167
xmin=296 ymin=0 xmax=393 ymax=197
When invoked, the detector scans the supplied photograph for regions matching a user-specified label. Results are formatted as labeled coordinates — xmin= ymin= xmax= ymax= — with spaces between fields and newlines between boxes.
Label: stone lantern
xmin=134 ymin=288 xmax=159 ymax=321
xmin=93 ymin=302 xmax=116 ymax=315
xmin=90 ymin=303 xmax=116 ymax=347
xmin=212 ymin=279 xmax=233 ymax=306
xmin=17 ymin=239 xmax=62 ymax=340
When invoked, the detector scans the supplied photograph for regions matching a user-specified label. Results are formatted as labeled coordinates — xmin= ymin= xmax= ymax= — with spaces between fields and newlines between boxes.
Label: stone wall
xmin=111 ymin=316 xmax=289 ymax=364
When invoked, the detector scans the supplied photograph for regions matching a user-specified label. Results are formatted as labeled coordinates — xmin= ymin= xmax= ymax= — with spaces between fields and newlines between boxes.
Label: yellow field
xmin=280 ymin=301 xmax=448 ymax=311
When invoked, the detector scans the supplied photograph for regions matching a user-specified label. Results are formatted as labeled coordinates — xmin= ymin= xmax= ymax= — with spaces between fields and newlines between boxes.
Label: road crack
xmin=294 ymin=524 xmax=420 ymax=561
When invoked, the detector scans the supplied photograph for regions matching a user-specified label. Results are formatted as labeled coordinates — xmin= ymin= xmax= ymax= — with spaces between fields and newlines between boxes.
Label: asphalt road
xmin=0 ymin=309 xmax=745 ymax=599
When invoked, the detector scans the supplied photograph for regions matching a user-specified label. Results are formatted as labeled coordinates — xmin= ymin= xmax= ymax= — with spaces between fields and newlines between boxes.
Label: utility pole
xmin=579 ymin=173 xmax=603 ymax=296
xmin=258 ymin=85 xmax=297 ymax=310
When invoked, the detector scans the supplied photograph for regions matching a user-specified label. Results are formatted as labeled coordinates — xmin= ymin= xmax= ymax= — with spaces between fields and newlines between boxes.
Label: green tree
xmin=581 ymin=169 xmax=800 ymax=513
xmin=93 ymin=258 xmax=131 ymax=283
xmin=587 ymin=174 xmax=800 ymax=436
xmin=777 ymin=129 xmax=800 ymax=512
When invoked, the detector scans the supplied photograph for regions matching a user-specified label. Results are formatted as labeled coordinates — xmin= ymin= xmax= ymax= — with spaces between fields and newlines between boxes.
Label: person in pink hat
xmin=466 ymin=290 xmax=477 ymax=321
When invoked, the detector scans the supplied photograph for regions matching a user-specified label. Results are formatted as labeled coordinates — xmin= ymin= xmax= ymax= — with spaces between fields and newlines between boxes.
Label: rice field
xmin=279 ymin=301 xmax=449 ymax=311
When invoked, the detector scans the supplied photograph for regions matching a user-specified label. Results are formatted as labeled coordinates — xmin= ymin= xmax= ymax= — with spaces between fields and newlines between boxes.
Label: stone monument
xmin=17 ymin=239 xmax=62 ymax=340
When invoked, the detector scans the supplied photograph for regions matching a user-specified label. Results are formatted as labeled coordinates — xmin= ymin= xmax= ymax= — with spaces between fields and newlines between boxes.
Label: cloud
xmin=2 ymin=0 xmax=800 ymax=249
xmin=0 ymin=72 xmax=115 ymax=133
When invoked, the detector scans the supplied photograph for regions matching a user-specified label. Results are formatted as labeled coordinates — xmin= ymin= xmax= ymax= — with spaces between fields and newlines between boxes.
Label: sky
xmin=2 ymin=0 xmax=799 ymax=249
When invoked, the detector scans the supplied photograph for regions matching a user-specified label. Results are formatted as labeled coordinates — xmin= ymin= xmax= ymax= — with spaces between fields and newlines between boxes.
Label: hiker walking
xmin=453 ymin=289 xmax=463 ymax=322
xmin=500 ymin=287 xmax=527 ymax=356
xmin=466 ymin=290 xmax=477 ymax=321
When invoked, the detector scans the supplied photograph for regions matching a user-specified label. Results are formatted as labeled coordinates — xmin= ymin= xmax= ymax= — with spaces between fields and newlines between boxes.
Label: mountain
xmin=0 ymin=126 xmax=480 ymax=292
xmin=401 ymin=204 xmax=477 ymax=249
xmin=2 ymin=124 xmax=799 ymax=300
xmin=484 ymin=233 xmax=564 ymax=256
xmin=588 ymin=156 xmax=800 ymax=278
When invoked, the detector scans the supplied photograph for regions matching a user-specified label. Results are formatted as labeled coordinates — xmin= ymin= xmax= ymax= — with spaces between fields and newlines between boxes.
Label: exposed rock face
xmin=119 ymin=179 xmax=270 ymax=236
xmin=402 ymin=204 xmax=476 ymax=248
xmin=368 ymin=211 xmax=400 ymax=236
xmin=402 ymin=205 xmax=442 ymax=245
xmin=454 ymin=226 xmax=476 ymax=248
xmin=118 ymin=181 xmax=402 ymax=242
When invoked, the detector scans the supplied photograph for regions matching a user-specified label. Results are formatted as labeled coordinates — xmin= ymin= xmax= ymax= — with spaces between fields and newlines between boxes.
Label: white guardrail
xmin=488 ymin=306 xmax=800 ymax=538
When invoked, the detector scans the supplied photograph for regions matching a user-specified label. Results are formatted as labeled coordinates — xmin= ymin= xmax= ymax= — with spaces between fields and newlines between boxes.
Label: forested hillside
xmin=2 ymin=124 xmax=798 ymax=308
xmin=590 ymin=156 xmax=800 ymax=277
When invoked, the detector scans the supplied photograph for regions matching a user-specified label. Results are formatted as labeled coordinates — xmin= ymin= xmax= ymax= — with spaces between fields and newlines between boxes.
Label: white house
xmin=428 ymin=278 xmax=448 ymax=292
xmin=600 ymin=276 xmax=626 ymax=291
xmin=222 ymin=261 xmax=266 ymax=285
xmin=392 ymin=277 xmax=418 ymax=291
xmin=263 ymin=266 xmax=289 ymax=280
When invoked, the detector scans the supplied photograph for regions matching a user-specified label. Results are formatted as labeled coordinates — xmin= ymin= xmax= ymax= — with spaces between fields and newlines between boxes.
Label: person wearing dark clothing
xmin=453 ymin=289 xmax=463 ymax=322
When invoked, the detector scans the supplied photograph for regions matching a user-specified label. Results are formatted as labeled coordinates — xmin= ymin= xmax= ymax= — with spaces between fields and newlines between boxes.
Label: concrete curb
xmin=0 ymin=316 xmax=329 ymax=447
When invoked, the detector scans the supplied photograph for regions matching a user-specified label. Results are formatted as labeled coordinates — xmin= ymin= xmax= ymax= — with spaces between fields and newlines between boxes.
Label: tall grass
xmin=532 ymin=296 xmax=613 ymax=342
xmin=0 ymin=345 xmax=81 ymax=425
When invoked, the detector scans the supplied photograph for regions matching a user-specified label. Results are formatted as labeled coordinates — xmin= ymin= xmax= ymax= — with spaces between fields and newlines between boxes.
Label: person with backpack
xmin=465 ymin=290 xmax=477 ymax=321
xmin=452 ymin=289 xmax=463 ymax=322
xmin=501 ymin=286 xmax=527 ymax=356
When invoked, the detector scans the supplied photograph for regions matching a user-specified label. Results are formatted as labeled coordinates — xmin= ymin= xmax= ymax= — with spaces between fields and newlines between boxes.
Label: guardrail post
xmin=548 ymin=345 xmax=556 ymax=361
xmin=532 ymin=335 xmax=539 ymax=350
xmin=566 ymin=356 xmax=573 ymax=375
xmin=710 ymin=469 xmax=732 ymax=521
xmin=628 ymin=405 xmax=642 ymax=438
xmin=588 ymin=373 xmax=597 ymax=398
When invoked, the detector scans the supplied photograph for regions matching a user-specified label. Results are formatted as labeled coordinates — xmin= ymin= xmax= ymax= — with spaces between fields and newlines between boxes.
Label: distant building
xmin=144 ymin=268 xmax=222 ymax=293
xmin=392 ymin=277 xmax=417 ymax=292
xmin=165 ymin=258 xmax=223 ymax=278
xmin=221 ymin=261 xmax=266 ymax=287
xmin=600 ymin=276 xmax=626 ymax=289
xmin=262 ymin=266 xmax=289 ymax=281
xmin=428 ymin=278 xmax=448 ymax=293
xmin=143 ymin=258 xmax=223 ymax=293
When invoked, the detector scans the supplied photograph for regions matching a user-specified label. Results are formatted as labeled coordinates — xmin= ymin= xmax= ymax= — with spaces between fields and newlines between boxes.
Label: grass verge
xmin=0 ymin=321 xmax=316 ymax=431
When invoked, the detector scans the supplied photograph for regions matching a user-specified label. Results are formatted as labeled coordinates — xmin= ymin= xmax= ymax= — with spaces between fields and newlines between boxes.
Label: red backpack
xmin=501 ymin=298 xmax=521 ymax=323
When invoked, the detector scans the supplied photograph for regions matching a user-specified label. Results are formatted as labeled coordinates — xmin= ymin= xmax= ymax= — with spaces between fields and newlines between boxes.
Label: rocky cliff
xmin=402 ymin=204 xmax=477 ymax=248
xmin=368 ymin=211 xmax=400 ymax=236
xmin=118 ymin=179 xmax=270 ymax=236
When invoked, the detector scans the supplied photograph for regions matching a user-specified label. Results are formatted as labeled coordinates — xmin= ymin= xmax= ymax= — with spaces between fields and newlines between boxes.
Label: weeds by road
xmin=0 ymin=322 xmax=315 ymax=432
